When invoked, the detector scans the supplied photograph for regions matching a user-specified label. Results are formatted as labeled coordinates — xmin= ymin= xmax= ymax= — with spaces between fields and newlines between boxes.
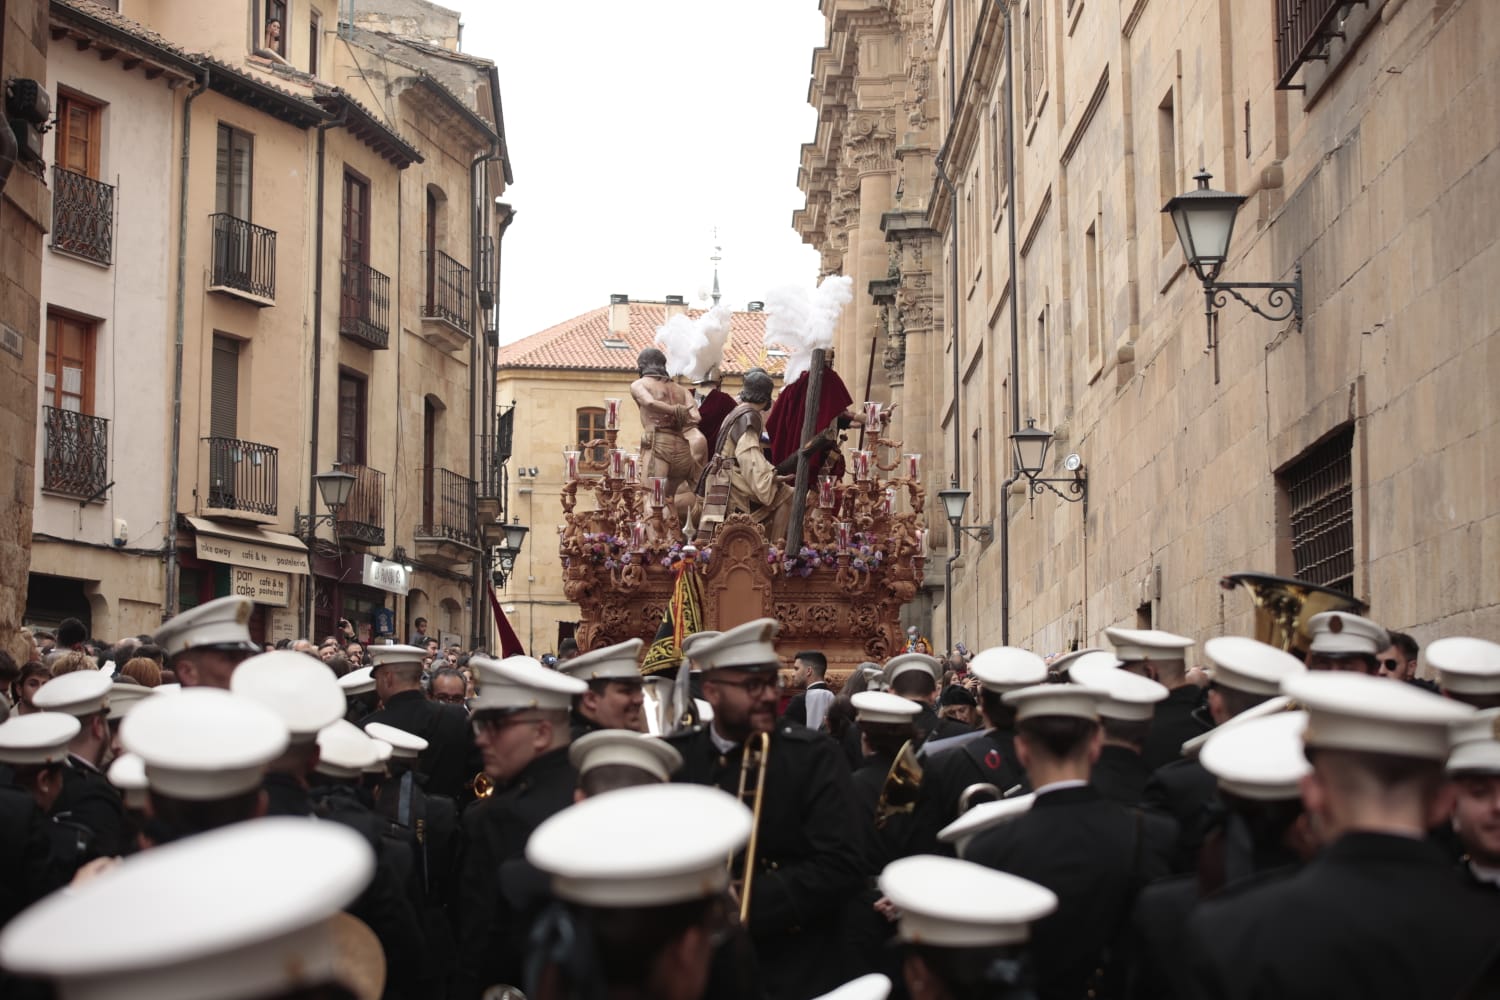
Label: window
xmin=1023 ymin=0 xmax=1046 ymax=120
xmin=337 ymin=372 xmax=366 ymax=466
xmin=341 ymin=171 xmax=369 ymax=266
xmin=1157 ymin=89 xmax=1179 ymax=253
xmin=216 ymin=124 xmax=253 ymax=220
xmin=308 ymin=10 xmax=321 ymax=76
xmin=1034 ymin=302 xmax=1049 ymax=426
xmin=988 ymin=104 xmax=1002 ymax=217
xmin=1279 ymin=427 xmax=1356 ymax=594
xmin=263 ymin=0 xmax=287 ymax=56
xmin=45 ymin=312 xmax=96 ymax=413
xmin=422 ymin=398 xmax=438 ymax=527
xmin=576 ymin=407 xmax=607 ymax=465
xmin=55 ymin=91 xmax=102 ymax=178
xmin=970 ymin=427 xmax=983 ymax=527
xmin=210 ymin=335 xmax=240 ymax=438
xmin=1085 ymin=217 xmax=1102 ymax=362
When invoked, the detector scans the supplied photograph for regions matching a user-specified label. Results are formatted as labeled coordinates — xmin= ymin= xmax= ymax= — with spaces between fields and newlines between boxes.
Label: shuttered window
xmin=210 ymin=335 xmax=240 ymax=439
xmin=45 ymin=312 xmax=97 ymax=413
xmin=56 ymin=91 xmax=102 ymax=178
xmin=337 ymin=371 xmax=366 ymax=466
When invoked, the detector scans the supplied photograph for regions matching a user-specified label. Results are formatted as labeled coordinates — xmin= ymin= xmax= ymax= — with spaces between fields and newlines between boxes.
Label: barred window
xmin=1280 ymin=427 xmax=1355 ymax=594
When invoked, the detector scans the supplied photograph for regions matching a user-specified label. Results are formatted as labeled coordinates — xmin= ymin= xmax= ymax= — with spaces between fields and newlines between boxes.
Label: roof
xmin=500 ymin=302 xmax=786 ymax=376
xmin=201 ymin=56 xmax=327 ymax=129
xmin=50 ymin=0 xmax=200 ymax=81
xmin=314 ymin=87 xmax=423 ymax=168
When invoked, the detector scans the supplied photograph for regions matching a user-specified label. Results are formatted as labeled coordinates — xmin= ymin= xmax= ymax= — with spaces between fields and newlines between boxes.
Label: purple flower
xmin=661 ymin=557 xmax=672 ymax=568
xmin=798 ymin=565 xmax=813 ymax=578
xmin=621 ymin=553 xmax=633 ymax=565
xmin=852 ymin=558 xmax=867 ymax=571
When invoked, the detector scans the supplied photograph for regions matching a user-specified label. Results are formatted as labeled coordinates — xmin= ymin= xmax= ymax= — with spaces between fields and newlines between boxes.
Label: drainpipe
xmin=469 ymin=140 xmax=502 ymax=649
xmin=305 ymin=107 xmax=347 ymax=636
xmin=933 ymin=0 xmax=961 ymax=651
xmin=1000 ymin=1 xmax=1019 ymax=645
xmin=164 ymin=69 xmax=209 ymax=623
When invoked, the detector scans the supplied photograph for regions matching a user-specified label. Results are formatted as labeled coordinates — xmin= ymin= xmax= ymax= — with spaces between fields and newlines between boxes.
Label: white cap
xmin=1068 ymin=657 xmax=1169 ymax=720
xmin=1047 ymin=647 xmax=1115 ymax=677
xmin=364 ymin=738 xmax=394 ymax=773
xmin=810 ymin=974 xmax=892 ymax=1000
xmin=527 ymin=784 xmax=751 ymax=907
xmin=1181 ymin=695 xmax=1296 ymax=759
xmin=232 ymin=651 xmax=347 ymax=743
xmin=1199 ymin=710 xmax=1310 ymax=800
xmin=1284 ymin=671 xmax=1474 ymax=761
xmin=0 ymin=817 xmax=374 ymax=1000
xmin=937 ymin=793 xmax=1035 ymax=858
xmin=0 ymin=713 xmax=81 ymax=765
xmin=1306 ymin=612 xmax=1388 ymax=659
xmin=689 ymin=618 xmax=780 ymax=672
xmin=680 ymin=631 xmax=721 ymax=660
xmin=156 ymin=683 xmax=182 ymax=695
xmin=1002 ymin=683 xmax=1107 ymax=721
xmin=1104 ymin=627 xmax=1194 ymax=663
xmin=107 ymin=681 xmax=157 ymax=721
xmin=33 ymin=669 xmax=111 ymax=717
xmin=968 ymin=647 xmax=1049 ymax=693
xmin=1446 ymin=708 xmax=1500 ymax=775
xmin=469 ymin=655 xmax=587 ymax=713
xmin=120 ymin=689 xmax=290 ymax=800
xmin=366 ymin=645 xmax=426 ymax=674
xmin=338 ymin=666 xmax=376 ymax=696
xmin=315 ymin=720 xmax=382 ymax=779
xmin=1427 ymin=637 xmax=1500 ymax=696
xmin=107 ymin=753 xmax=149 ymax=809
xmin=852 ymin=691 xmax=922 ymax=726
xmin=883 ymin=652 xmax=941 ymax=687
xmin=362 ymin=722 xmax=427 ymax=760
xmin=879 ymin=855 xmax=1057 ymax=947
xmin=558 ymin=638 xmax=644 ymax=682
xmin=151 ymin=595 xmax=257 ymax=659
xmin=568 ymin=730 xmax=682 ymax=783
xmin=1203 ymin=636 xmax=1307 ymax=696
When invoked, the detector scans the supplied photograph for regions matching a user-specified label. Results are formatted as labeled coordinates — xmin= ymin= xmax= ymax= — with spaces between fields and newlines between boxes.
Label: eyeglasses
xmin=431 ymin=693 xmax=467 ymax=706
xmin=1379 ymin=658 xmax=1401 ymax=672
xmin=706 ymin=675 xmax=783 ymax=696
xmin=471 ymin=715 xmax=543 ymax=738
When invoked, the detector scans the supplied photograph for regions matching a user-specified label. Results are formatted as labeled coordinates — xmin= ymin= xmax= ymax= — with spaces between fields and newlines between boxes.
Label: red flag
xmin=487 ymin=580 xmax=524 ymax=657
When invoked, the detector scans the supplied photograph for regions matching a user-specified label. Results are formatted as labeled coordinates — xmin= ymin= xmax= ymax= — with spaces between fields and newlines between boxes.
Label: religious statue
xmin=630 ymin=347 xmax=705 ymax=518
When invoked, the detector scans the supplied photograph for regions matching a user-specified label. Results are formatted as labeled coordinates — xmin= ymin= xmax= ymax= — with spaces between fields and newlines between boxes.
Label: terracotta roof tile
xmin=500 ymin=302 xmax=787 ymax=377
xmin=51 ymin=0 xmax=197 ymax=66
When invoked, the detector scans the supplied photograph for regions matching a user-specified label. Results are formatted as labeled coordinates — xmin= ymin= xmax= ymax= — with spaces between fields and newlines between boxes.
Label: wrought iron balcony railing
xmin=339 ymin=260 xmax=391 ymax=349
xmin=209 ymin=213 xmax=277 ymax=302
xmin=417 ymin=467 xmax=478 ymax=547
xmin=477 ymin=234 xmax=496 ymax=310
xmin=423 ymin=249 xmax=471 ymax=332
xmin=1275 ymin=0 xmax=1353 ymax=88
xmin=41 ymin=406 xmax=109 ymax=499
xmin=50 ymin=166 xmax=114 ymax=266
xmin=204 ymin=436 xmax=279 ymax=516
xmin=335 ymin=463 xmax=386 ymax=546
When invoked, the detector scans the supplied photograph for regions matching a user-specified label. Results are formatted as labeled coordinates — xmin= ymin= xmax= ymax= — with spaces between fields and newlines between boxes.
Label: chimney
xmin=608 ymin=294 xmax=630 ymax=335
xmin=747 ymin=301 xmax=764 ymax=312
xmin=664 ymin=294 xmax=688 ymax=321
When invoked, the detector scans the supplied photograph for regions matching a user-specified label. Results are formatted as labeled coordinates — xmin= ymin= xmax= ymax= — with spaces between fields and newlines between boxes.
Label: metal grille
xmin=1283 ymin=427 xmax=1355 ymax=593
xmin=209 ymin=213 xmax=278 ymax=301
xmin=204 ymin=437 xmax=279 ymax=516
xmin=335 ymin=463 xmax=386 ymax=546
xmin=41 ymin=406 xmax=109 ymax=498
xmin=417 ymin=467 xmax=478 ymax=547
xmin=51 ymin=166 xmax=114 ymax=265
xmin=339 ymin=260 xmax=390 ymax=349
xmin=423 ymin=250 xmax=471 ymax=332
xmin=1275 ymin=0 xmax=1358 ymax=89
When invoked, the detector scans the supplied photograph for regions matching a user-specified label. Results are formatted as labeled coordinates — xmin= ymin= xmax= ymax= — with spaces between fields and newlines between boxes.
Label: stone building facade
xmin=797 ymin=0 xmax=1500 ymax=656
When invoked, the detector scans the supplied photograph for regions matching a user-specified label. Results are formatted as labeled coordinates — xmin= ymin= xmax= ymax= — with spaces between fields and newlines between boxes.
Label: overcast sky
xmin=458 ymin=2 xmax=827 ymax=343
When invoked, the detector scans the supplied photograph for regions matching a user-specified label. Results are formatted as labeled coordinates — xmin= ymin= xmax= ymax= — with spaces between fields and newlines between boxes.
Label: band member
xmin=151 ymin=595 xmax=259 ymax=689
xmin=1104 ymin=628 xmax=1204 ymax=772
xmin=231 ymin=650 xmax=347 ymax=817
xmin=666 ymin=618 xmax=864 ymax=1000
xmin=1443 ymin=707 xmax=1500 ymax=889
xmin=361 ymin=643 xmax=476 ymax=800
xmin=558 ymin=637 xmax=649 ymax=737
xmin=570 ymin=728 xmax=682 ymax=799
xmin=882 ymin=653 xmax=969 ymax=743
xmin=1302 ymin=612 xmax=1388 ymax=674
xmin=1427 ymin=637 xmax=1500 ymax=709
xmin=1069 ymin=653 xmax=1170 ymax=805
xmin=32 ymin=670 xmax=128 ymax=862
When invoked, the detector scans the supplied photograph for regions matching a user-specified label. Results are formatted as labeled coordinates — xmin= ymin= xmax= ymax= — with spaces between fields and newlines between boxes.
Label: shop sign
xmin=360 ymin=554 xmax=410 ymax=595
xmin=196 ymin=534 xmax=310 ymax=574
xmin=232 ymin=567 xmax=291 ymax=607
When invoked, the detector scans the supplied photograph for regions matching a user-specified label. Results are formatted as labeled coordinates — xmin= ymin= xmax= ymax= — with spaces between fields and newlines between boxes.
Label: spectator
xmin=409 ymin=617 xmax=431 ymax=646
xmin=132 ymin=643 xmax=165 ymax=665
xmin=119 ymin=656 xmax=163 ymax=688
xmin=56 ymin=618 xmax=88 ymax=652
xmin=1379 ymin=630 xmax=1434 ymax=692
xmin=344 ymin=642 xmax=365 ymax=667
xmin=11 ymin=660 xmax=50 ymax=715
xmin=50 ymin=651 xmax=98 ymax=676
xmin=557 ymin=636 xmax=580 ymax=662
xmin=428 ymin=666 xmax=468 ymax=708
xmin=0 ymin=650 xmax=17 ymax=721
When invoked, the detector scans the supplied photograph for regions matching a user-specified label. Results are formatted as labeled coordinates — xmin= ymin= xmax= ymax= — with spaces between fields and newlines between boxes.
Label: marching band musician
xmin=31 ymin=669 xmax=128 ymax=862
xmin=360 ymin=644 xmax=476 ymax=800
xmin=1066 ymin=653 xmax=1170 ymax=806
xmin=1102 ymin=628 xmax=1204 ymax=773
xmin=666 ymin=617 xmax=864 ymax=1000
xmin=569 ymin=728 xmax=682 ymax=799
xmin=557 ymin=637 xmax=649 ymax=738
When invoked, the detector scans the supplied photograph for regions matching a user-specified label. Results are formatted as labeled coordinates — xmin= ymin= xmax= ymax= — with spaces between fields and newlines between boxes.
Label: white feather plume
xmin=654 ymin=302 xmax=736 ymax=380
xmin=763 ymin=275 xmax=854 ymax=382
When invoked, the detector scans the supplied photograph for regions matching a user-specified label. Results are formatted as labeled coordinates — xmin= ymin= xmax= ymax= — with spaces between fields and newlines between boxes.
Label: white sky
xmin=460 ymin=1 xmax=826 ymax=343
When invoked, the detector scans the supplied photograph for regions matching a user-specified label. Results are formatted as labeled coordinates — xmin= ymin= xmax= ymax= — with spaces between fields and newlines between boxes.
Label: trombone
xmin=730 ymin=730 xmax=770 ymax=925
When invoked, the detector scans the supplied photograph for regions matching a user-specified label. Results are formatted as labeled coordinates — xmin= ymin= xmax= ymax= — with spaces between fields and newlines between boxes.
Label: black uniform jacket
xmin=1140 ymin=685 xmax=1211 ymax=772
xmin=1142 ymin=756 xmax=1219 ymax=872
xmin=0 ymin=785 xmax=61 ymax=928
xmin=668 ymin=722 xmax=864 ymax=1000
xmin=1184 ymin=832 xmax=1500 ymax=1000
xmin=910 ymin=727 xmax=1026 ymax=855
xmin=361 ymin=689 xmax=477 ymax=800
xmin=781 ymin=681 xmax=831 ymax=727
xmin=1091 ymin=743 xmax=1150 ymax=806
xmin=967 ymin=784 xmax=1176 ymax=1000
xmin=50 ymin=756 xmax=126 ymax=862
xmin=454 ymin=747 xmax=576 ymax=999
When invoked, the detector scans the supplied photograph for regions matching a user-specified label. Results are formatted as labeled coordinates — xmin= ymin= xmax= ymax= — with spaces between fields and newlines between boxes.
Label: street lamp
xmin=1008 ymin=420 xmax=1087 ymax=515
xmin=937 ymin=482 xmax=992 ymax=543
xmin=492 ymin=516 xmax=529 ymax=588
xmin=1164 ymin=169 xmax=1303 ymax=376
xmin=295 ymin=467 xmax=358 ymax=538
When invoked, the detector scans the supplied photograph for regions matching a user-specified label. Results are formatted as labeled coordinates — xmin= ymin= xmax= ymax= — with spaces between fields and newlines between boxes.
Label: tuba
xmin=1219 ymin=572 xmax=1368 ymax=656
xmin=729 ymin=730 xmax=770 ymax=925
xmin=873 ymin=739 xmax=923 ymax=830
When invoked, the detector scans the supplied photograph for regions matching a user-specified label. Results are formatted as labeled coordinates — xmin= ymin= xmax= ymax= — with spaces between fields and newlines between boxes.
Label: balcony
xmin=335 ymin=463 xmax=386 ymax=546
xmin=339 ymin=260 xmax=391 ymax=350
xmin=202 ymin=437 xmax=278 ymax=523
xmin=1275 ymin=0 xmax=1357 ymax=89
xmin=50 ymin=167 xmax=114 ymax=266
xmin=415 ymin=467 xmax=479 ymax=568
xmin=41 ymin=406 xmax=109 ymax=500
xmin=476 ymin=234 xmax=495 ymax=311
xmin=421 ymin=249 xmax=471 ymax=352
xmin=208 ymin=213 xmax=277 ymax=306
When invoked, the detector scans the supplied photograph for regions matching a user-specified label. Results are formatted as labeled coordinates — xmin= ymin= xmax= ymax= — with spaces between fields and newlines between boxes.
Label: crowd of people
xmin=0 ymin=593 xmax=1498 ymax=1000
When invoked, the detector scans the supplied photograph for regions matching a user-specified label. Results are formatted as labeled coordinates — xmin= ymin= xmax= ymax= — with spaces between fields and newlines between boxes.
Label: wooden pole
xmin=856 ymin=334 xmax=877 ymax=453
xmin=783 ymin=348 xmax=826 ymax=556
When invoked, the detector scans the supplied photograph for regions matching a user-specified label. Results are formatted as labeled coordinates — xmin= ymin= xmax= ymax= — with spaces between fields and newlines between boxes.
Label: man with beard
xmin=666 ymin=618 xmax=864 ymax=1000
xmin=631 ymin=347 xmax=705 ymax=515
xmin=32 ymin=669 xmax=127 ymax=863
xmin=558 ymin=637 xmax=648 ymax=738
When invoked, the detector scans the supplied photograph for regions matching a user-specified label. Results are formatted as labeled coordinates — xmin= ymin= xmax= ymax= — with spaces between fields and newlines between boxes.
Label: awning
xmin=186 ymin=516 xmax=310 ymax=575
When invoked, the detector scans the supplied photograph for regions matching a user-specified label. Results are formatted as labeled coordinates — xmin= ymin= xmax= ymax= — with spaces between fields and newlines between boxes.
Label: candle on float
xmin=631 ymin=521 xmax=646 ymax=550
xmin=818 ymin=476 xmax=836 ymax=509
xmin=609 ymin=449 xmax=625 ymax=479
xmin=626 ymin=454 xmax=639 ymax=483
xmin=881 ymin=488 xmax=895 ymax=516
xmin=863 ymin=401 xmax=881 ymax=426
xmin=854 ymin=450 xmax=872 ymax=480
xmin=838 ymin=522 xmax=852 ymax=551
xmin=916 ymin=528 xmax=927 ymax=556
xmin=564 ymin=451 xmax=580 ymax=480
xmin=650 ymin=477 xmax=667 ymax=508
xmin=905 ymin=453 xmax=921 ymax=481
xmin=604 ymin=398 xmax=621 ymax=430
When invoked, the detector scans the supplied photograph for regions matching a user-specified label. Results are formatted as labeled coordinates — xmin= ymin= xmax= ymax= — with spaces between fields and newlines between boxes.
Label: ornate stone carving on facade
xmin=844 ymin=110 xmax=898 ymax=177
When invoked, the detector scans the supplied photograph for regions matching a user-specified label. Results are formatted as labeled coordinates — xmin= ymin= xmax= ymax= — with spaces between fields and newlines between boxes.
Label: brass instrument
xmin=470 ymin=771 xmax=494 ymax=800
xmin=1219 ymin=572 xmax=1368 ymax=656
xmin=873 ymin=739 xmax=923 ymax=830
xmin=957 ymin=782 xmax=1002 ymax=813
xmin=731 ymin=730 xmax=771 ymax=925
